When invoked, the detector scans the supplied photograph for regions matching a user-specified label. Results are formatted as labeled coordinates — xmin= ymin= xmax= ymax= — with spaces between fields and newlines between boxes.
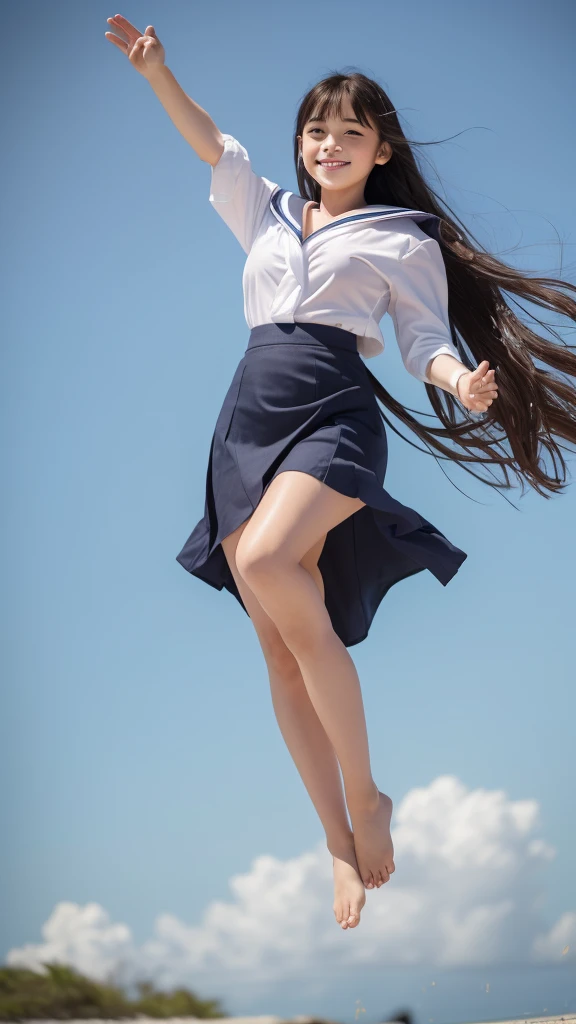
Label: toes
xmin=335 ymin=901 xmax=350 ymax=928
xmin=347 ymin=910 xmax=361 ymax=928
xmin=364 ymin=872 xmax=375 ymax=889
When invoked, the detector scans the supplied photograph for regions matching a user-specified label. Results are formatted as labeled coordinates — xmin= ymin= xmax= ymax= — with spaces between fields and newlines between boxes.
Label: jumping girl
xmin=105 ymin=15 xmax=576 ymax=932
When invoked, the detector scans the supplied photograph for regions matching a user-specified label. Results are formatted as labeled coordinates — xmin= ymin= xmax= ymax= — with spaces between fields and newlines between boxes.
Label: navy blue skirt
xmin=176 ymin=322 xmax=467 ymax=647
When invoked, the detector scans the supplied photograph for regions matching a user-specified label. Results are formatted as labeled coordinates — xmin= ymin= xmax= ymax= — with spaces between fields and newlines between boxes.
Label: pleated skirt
xmin=175 ymin=322 xmax=467 ymax=647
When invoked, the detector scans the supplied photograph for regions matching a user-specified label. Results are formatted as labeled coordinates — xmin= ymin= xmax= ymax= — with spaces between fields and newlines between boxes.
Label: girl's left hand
xmin=456 ymin=360 xmax=499 ymax=412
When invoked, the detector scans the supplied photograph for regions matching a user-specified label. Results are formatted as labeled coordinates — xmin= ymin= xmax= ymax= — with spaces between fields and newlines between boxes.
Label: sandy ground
xmin=16 ymin=1015 xmax=576 ymax=1024
xmin=19 ymin=1018 xmax=329 ymax=1024
xmin=15 ymin=1017 xmax=330 ymax=1024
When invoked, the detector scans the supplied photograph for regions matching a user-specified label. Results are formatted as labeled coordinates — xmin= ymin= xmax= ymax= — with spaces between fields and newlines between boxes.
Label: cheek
xmin=356 ymin=143 xmax=380 ymax=170
xmin=302 ymin=150 xmax=320 ymax=180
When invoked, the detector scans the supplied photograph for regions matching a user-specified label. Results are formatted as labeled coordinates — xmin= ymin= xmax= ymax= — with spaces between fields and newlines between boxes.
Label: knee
xmin=254 ymin=621 xmax=303 ymax=687
xmin=236 ymin=537 xmax=336 ymax=657
xmin=282 ymin=618 xmax=337 ymax=661
xmin=263 ymin=636 xmax=302 ymax=684
xmin=235 ymin=539 xmax=284 ymax=590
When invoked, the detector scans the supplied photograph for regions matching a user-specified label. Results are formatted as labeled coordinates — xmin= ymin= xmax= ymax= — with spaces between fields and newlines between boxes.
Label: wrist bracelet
xmin=450 ymin=368 xmax=469 ymax=399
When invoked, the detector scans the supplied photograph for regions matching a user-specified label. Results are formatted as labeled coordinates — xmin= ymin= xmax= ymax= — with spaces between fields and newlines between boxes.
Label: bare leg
xmin=234 ymin=471 xmax=395 ymax=890
xmin=221 ymin=519 xmax=366 ymax=929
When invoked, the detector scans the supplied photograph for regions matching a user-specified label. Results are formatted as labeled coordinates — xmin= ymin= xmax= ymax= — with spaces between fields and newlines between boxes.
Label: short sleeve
xmin=386 ymin=237 xmax=461 ymax=382
xmin=209 ymin=134 xmax=279 ymax=254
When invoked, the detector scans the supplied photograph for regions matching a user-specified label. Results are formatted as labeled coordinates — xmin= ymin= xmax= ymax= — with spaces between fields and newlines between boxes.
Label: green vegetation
xmin=0 ymin=963 xmax=227 ymax=1020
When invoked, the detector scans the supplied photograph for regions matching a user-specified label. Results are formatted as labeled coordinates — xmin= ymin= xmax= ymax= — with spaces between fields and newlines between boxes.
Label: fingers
xmin=470 ymin=381 xmax=498 ymax=411
xmin=469 ymin=363 xmax=498 ymax=409
xmin=472 ymin=395 xmax=495 ymax=411
xmin=107 ymin=14 xmax=142 ymax=42
xmin=105 ymin=29 xmax=128 ymax=52
xmin=471 ymin=364 xmax=495 ymax=387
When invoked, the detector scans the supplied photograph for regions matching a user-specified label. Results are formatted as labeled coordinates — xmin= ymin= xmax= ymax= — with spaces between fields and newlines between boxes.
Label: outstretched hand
xmin=105 ymin=14 xmax=165 ymax=78
xmin=456 ymin=360 xmax=499 ymax=413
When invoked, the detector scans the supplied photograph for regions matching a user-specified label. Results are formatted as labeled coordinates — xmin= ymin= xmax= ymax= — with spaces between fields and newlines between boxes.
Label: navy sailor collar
xmin=269 ymin=186 xmax=442 ymax=245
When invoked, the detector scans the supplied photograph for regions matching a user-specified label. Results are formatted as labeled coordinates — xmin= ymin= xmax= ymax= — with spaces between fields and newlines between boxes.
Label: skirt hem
xmin=175 ymin=464 xmax=467 ymax=647
xmin=175 ymin=321 xmax=467 ymax=648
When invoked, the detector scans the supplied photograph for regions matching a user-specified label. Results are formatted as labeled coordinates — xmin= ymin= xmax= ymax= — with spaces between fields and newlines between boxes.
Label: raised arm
xmin=105 ymin=15 xmax=278 ymax=252
xmin=105 ymin=15 xmax=224 ymax=165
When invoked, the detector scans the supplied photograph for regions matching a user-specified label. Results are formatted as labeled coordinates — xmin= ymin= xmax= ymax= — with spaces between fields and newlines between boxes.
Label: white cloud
xmin=7 ymin=775 xmax=575 ymax=991
xmin=531 ymin=911 xmax=576 ymax=961
xmin=7 ymin=901 xmax=134 ymax=984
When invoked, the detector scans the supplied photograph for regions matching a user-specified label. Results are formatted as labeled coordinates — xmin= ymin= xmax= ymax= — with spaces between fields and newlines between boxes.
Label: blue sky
xmin=2 ymin=0 xmax=575 ymax=1021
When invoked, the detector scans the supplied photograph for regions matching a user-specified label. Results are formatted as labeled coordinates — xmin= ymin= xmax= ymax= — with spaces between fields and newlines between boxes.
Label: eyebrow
xmin=307 ymin=117 xmax=363 ymax=125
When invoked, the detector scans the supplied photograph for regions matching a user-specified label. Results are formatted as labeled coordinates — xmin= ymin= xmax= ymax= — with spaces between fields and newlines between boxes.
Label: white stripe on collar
xmin=269 ymin=187 xmax=442 ymax=244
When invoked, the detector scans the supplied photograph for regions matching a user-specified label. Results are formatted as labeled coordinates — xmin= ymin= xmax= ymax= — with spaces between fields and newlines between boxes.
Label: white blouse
xmin=208 ymin=133 xmax=462 ymax=383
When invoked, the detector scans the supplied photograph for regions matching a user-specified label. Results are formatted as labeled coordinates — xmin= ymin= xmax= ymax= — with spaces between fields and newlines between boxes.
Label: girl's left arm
xmin=387 ymin=237 xmax=464 ymax=388
xmin=425 ymin=352 xmax=472 ymax=398
xmin=386 ymin=237 xmax=498 ymax=412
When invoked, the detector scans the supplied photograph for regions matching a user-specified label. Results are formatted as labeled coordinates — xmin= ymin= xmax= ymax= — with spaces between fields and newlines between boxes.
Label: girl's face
xmin=298 ymin=96 xmax=392 ymax=197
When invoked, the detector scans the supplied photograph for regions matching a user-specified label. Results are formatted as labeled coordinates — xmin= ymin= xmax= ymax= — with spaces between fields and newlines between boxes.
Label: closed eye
xmin=308 ymin=128 xmax=363 ymax=136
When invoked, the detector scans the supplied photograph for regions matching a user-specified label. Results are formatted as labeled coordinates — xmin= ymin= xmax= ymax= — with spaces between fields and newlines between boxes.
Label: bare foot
xmin=329 ymin=836 xmax=367 ymax=929
xmin=350 ymin=790 xmax=395 ymax=889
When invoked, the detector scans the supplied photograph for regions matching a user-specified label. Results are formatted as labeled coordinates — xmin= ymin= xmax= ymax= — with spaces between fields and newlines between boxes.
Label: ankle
xmin=326 ymin=829 xmax=355 ymax=859
xmin=346 ymin=781 xmax=380 ymax=816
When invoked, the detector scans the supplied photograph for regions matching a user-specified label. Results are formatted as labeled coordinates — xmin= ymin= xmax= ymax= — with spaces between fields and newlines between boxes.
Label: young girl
xmin=105 ymin=15 xmax=576 ymax=933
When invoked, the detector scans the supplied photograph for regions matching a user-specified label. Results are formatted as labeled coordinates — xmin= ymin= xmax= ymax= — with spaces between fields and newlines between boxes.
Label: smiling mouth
xmin=317 ymin=160 xmax=350 ymax=168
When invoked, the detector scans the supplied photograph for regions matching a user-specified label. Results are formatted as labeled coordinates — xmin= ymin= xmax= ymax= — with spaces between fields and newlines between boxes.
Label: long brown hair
xmin=294 ymin=72 xmax=576 ymax=499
